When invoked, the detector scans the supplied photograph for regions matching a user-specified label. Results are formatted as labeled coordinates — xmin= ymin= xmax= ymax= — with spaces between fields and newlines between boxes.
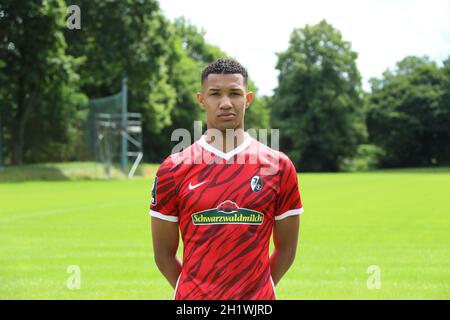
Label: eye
xmin=210 ymin=92 xmax=219 ymax=96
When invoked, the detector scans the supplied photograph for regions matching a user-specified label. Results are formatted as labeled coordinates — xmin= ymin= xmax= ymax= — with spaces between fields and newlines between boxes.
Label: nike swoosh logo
xmin=189 ymin=180 xmax=208 ymax=190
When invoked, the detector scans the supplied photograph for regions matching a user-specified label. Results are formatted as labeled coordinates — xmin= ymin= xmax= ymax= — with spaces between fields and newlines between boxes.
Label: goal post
xmin=121 ymin=77 xmax=128 ymax=173
xmin=87 ymin=77 xmax=143 ymax=178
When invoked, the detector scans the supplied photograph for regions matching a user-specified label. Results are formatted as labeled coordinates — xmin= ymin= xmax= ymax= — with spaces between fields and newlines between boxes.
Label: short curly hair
xmin=201 ymin=58 xmax=248 ymax=85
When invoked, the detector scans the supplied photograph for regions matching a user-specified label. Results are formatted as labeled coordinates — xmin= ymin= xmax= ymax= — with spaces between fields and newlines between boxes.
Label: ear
xmin=245 ymin=91 xmax=254 ymax=109
xmin=196 ymin=91 xmax=205 ymax=110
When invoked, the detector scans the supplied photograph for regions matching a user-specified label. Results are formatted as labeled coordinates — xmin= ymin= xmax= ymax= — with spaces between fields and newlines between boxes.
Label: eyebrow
xmin=207 ymin=87 xmax=244 ymax=93
xmin=207 ymin=87 xmax=243 ymax=92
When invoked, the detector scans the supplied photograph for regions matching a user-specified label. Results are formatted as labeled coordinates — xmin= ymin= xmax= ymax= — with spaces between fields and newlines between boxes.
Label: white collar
xmin=197 ymin=132 xmax=253 ymax=160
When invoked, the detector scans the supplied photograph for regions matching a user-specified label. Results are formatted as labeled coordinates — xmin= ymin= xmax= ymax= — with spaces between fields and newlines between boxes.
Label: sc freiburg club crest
xmin=250 ymin=176 xmax=263 ymax=192
xmin=191 ymin=200 xmax=264 ymax=225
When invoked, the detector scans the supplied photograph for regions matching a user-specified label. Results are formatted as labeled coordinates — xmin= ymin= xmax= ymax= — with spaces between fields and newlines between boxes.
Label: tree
xmin=0 ymin=1 xmax=271 ymax=165
xmin=438 ymin=57 xmax=450 ymax=163
xmin=65 ymin=0 xmax=178 ymax=162
xmin=0 ymin=0 xmax=86 ymax=164
xmin=271 ymin=20 xmax=366 ymax=171
xmin=245 ymin=94 xmax=270 ymax=131
xmin=367 ymin=56 xmax=449 ymax=167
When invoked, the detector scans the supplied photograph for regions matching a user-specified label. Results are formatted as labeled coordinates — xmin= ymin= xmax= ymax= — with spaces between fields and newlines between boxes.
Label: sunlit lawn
xmin=1 ymin=165 xmax=449 ymax=299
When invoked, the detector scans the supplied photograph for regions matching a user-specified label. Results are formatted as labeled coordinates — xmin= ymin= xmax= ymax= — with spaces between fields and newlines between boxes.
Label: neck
xmin=205 ymin=128 xmax=246 ymax=153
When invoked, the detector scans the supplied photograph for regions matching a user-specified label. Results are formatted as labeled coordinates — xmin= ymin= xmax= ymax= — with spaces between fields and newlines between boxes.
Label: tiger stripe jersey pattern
xmin=150 ymin=133 xmax=303 ymax=300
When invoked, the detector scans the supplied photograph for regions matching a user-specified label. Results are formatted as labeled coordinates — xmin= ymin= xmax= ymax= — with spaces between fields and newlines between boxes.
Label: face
xmin=197 ymin=74 xmax=254 ymax=132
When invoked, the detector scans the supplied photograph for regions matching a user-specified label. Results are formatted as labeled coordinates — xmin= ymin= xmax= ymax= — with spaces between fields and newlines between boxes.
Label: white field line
xmin=0 ymin=200 xmax=145 ymax=223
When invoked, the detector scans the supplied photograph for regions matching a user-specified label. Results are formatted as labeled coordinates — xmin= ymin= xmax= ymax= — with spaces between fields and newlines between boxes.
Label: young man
xmin=150 ymin=59 xmax=303 ymax=300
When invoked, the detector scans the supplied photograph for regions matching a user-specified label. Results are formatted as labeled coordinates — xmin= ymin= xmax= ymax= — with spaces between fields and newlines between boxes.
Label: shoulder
xmin=157 ymin=142 xmax=198 ymax=174
xmin=249 ymin=138 xmax=296 ymax=174
xmin=250 ymin=137 xmax=289 ymax=159
xmin=157 ymin=154 xmax=177 ymax=174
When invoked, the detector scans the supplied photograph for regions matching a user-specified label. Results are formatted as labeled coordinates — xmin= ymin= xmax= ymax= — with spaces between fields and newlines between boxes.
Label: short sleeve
xmin=149 ymin=158 xmax=179 ymax=222
xmin=274 ymin=156 xmax=304 ymax=220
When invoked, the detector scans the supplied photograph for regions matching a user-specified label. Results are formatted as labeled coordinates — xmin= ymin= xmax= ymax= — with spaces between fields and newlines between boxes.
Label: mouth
xmin=217 ymin=113 xmax=236 ymax=121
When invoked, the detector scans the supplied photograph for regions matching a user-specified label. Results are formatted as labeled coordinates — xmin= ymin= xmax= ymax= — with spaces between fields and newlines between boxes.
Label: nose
xmin=218 ymin=95 xmax=232 ymax=110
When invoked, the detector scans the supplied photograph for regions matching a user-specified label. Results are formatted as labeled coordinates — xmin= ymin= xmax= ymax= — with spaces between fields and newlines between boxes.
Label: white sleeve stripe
xmin=149 ymin=210 xmax=179 ymax=222
xmin=275 ymin=208 xmax=304 ymax=221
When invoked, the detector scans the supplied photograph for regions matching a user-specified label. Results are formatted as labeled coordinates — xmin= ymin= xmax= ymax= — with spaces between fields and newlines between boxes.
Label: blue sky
xmin=159 ymin=0 xmax=450 ymax=95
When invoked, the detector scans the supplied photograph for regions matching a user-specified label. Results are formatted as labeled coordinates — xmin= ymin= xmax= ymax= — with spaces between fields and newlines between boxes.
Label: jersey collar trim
xmin=197 ymin=132 xmax=253 ymax=160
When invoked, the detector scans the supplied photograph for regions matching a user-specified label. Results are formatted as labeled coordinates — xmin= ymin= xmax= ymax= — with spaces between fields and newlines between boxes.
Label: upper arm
xmin=149 ymin=158 xmax=180 ymax=258
xmin=273 ymin=156 xmax=303 ymax=252
xmin=274 ymin=156 xmax=304 ymax=220
xmin=273 ymin=215 xmax=300 ymax=253
xmin=151 ymin=217 xmax=179 ymax=258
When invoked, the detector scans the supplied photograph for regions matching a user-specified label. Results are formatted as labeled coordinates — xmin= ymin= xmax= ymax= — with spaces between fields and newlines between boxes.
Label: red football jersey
xmin=150 ymin=133 xmax=303 ymax=300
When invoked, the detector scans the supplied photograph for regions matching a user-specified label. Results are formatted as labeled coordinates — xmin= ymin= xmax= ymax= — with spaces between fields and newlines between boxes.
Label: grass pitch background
xmin=0 ymin=165 xmax=449 ymax=299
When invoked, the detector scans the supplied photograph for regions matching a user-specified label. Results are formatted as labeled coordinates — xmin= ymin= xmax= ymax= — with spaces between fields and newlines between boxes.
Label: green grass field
xmin=1 ymin=165 xmax=449 ymax=299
